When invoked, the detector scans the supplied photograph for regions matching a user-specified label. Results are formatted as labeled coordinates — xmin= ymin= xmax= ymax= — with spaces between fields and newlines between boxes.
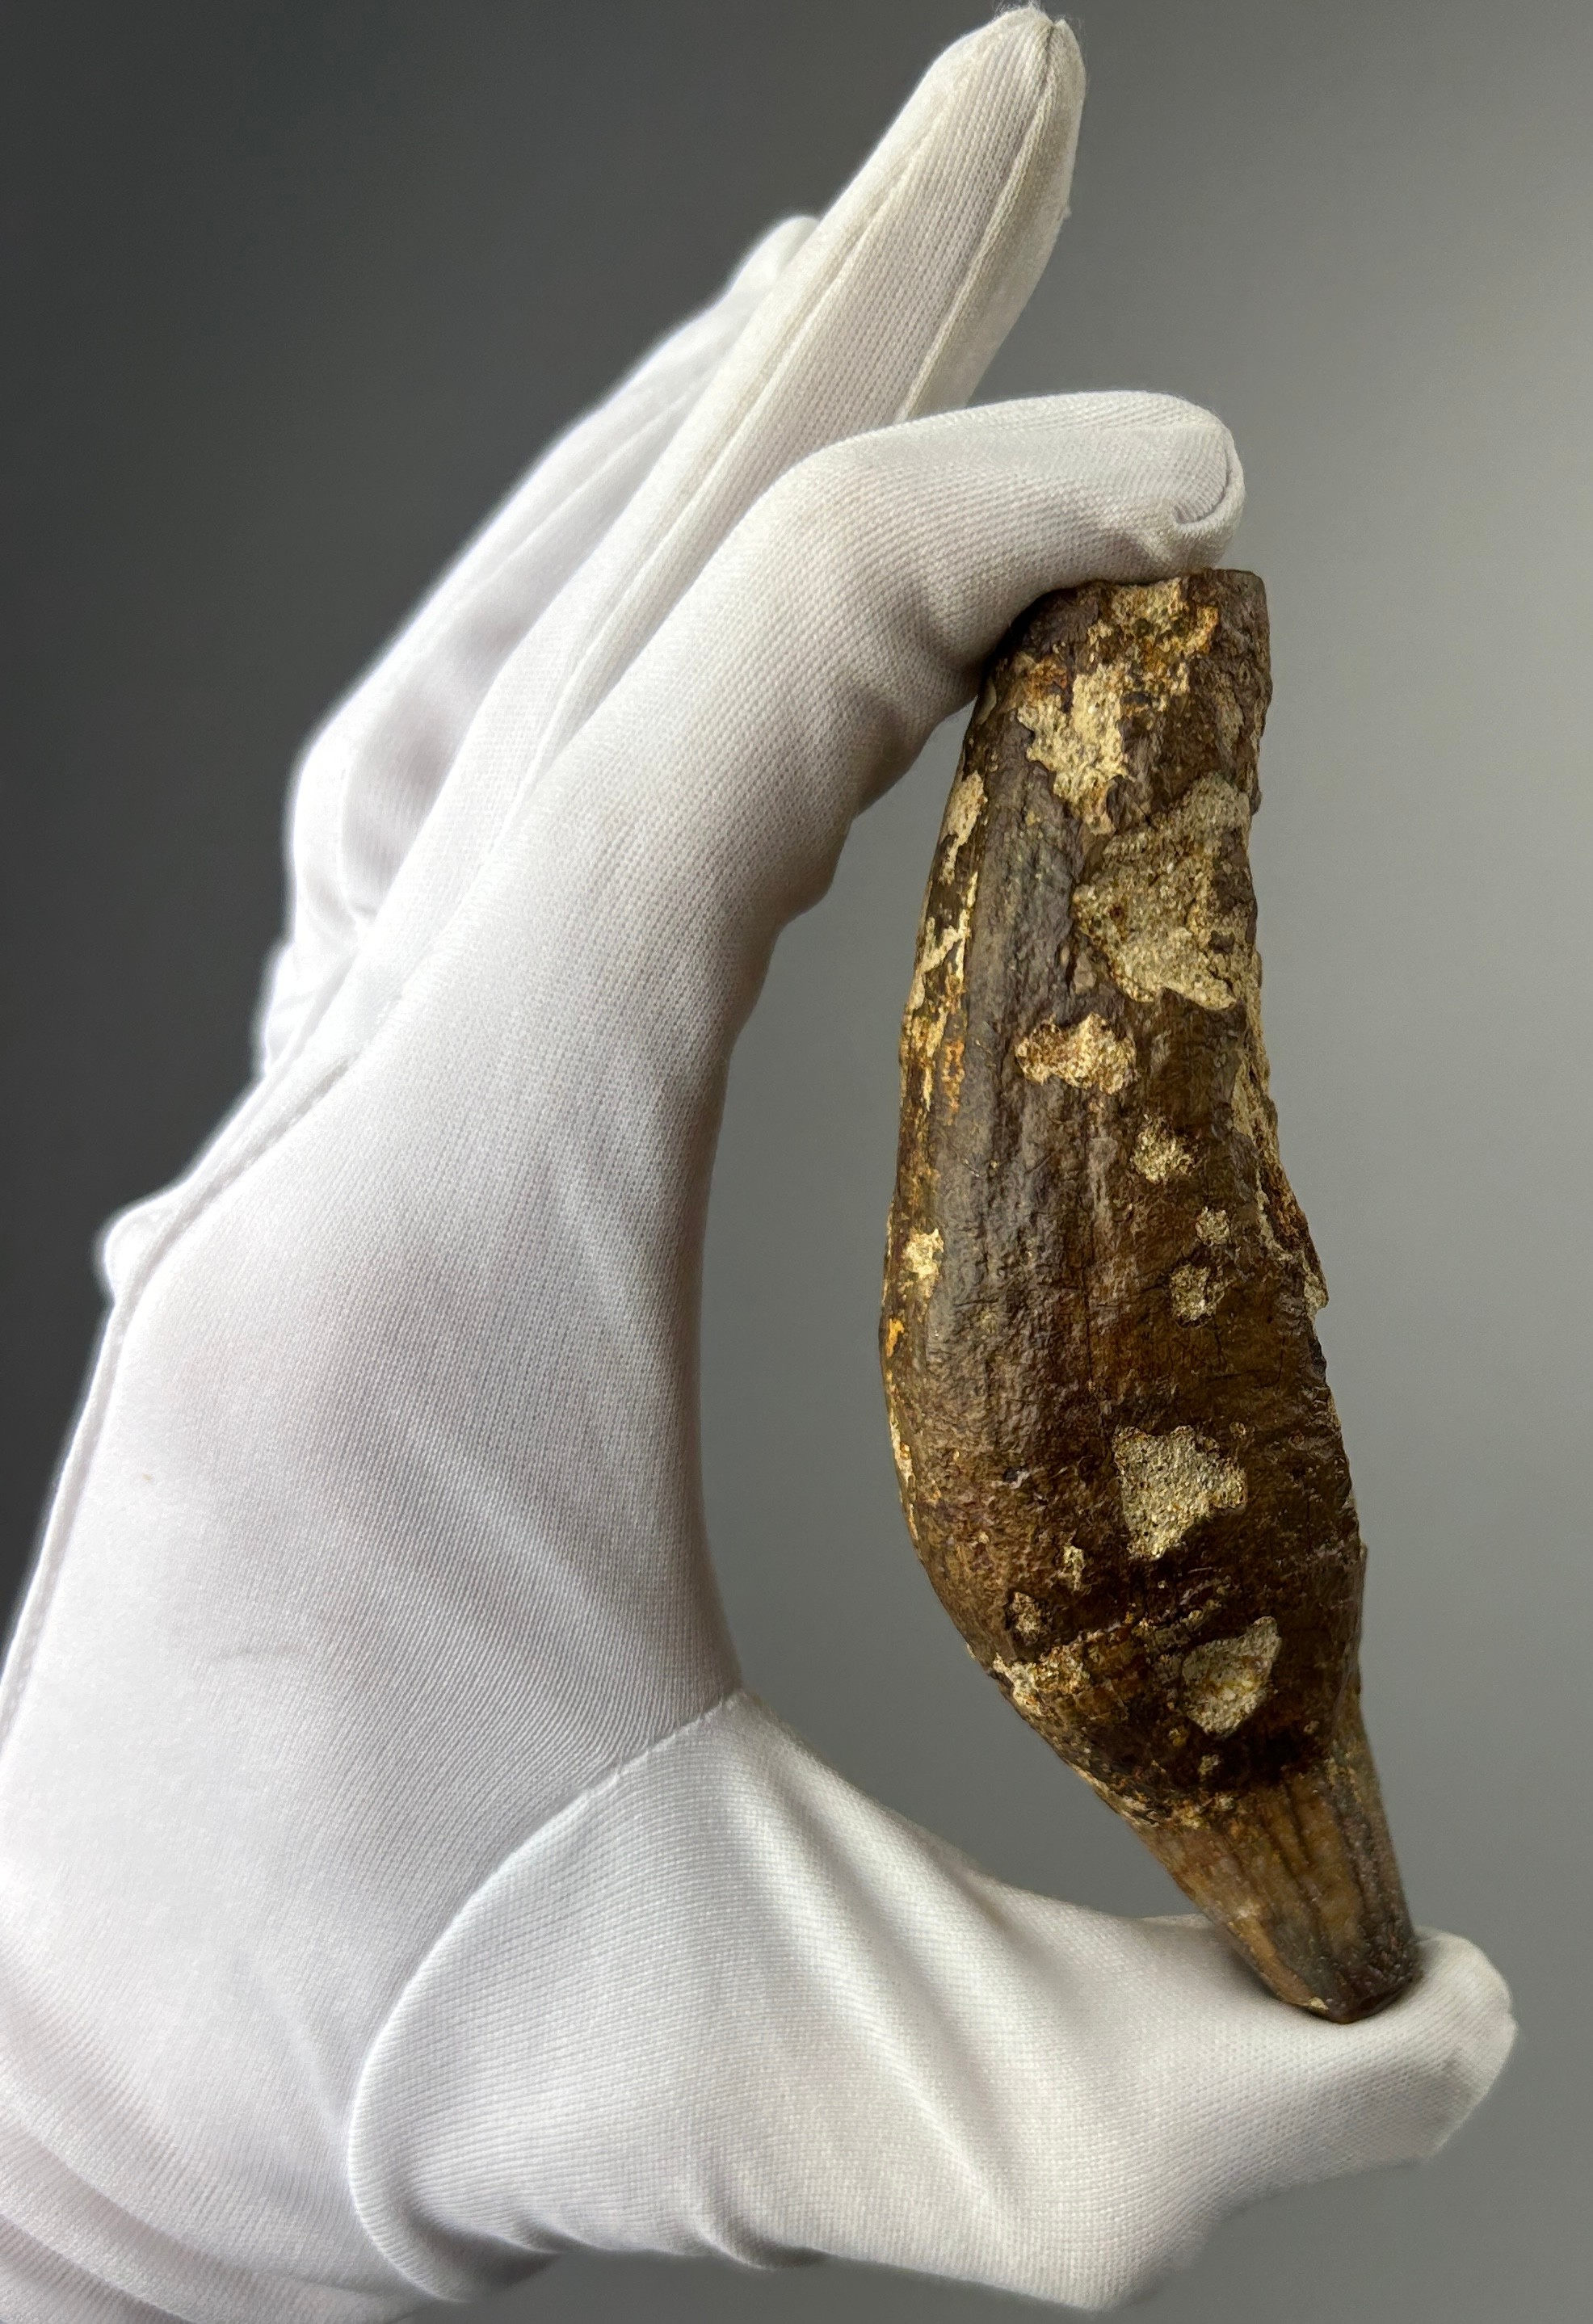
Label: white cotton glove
xmin=0 ymin=12 xmax=1513 ymax=2321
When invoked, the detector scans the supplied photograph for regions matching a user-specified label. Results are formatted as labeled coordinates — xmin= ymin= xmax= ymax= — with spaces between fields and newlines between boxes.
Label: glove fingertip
xmin=1406 ymin=1930 xmax=1518 ymax=2151
xmin=724 ymin=216 xmax=817 ymax=304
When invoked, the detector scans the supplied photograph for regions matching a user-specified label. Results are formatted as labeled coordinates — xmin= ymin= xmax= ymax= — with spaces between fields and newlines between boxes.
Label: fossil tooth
xmin=881 ymin=571 xmax=1419 ymax=2024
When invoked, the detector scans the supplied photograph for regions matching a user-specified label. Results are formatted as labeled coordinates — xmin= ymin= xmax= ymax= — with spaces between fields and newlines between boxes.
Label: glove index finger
xmin=514 ymin=392 xmax=1242 ymax=1078
xmin=526 ymin=6 xmax=1087 ymax=771
xmin=309 ymin=11 xmax=1086 ymax=1079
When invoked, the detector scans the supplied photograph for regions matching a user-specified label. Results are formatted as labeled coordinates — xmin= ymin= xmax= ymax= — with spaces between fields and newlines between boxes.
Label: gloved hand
xmin=0 ymin=11 xmax=1513 ymax=2320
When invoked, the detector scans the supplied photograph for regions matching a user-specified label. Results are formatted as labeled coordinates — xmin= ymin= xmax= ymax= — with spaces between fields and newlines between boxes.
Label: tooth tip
xmin=1124 ymin=1695 xmax=1422 ymax=2023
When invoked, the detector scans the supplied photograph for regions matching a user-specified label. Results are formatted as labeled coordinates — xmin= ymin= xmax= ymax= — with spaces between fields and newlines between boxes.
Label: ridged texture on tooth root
xmin=881 ymin=571 xmax=1419 ymax=2022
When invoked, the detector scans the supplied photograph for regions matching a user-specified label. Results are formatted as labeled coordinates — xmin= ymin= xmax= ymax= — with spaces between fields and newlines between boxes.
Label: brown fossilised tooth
xmin=881 ymin=570 xmax=1419 ymax=2023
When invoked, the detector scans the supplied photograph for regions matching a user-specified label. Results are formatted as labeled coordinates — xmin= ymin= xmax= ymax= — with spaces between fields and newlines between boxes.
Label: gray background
xmin=2 ymin=2 xmax=1587 ymax=2318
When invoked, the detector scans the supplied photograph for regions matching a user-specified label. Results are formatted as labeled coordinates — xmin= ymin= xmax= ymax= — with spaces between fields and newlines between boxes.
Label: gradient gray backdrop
xmin=3 ymin=3 xmax=1588 ymax=2318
